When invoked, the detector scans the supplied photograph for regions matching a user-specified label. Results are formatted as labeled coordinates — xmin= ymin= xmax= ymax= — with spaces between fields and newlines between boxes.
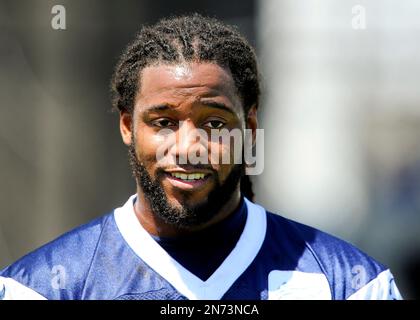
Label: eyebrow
xmin=144 ymin=104 xmax=173 ymax=113
xmin=199 ymin=100 xmax=236 ymax=116
xmin=143 ymin=101 xmax=237 ymax=116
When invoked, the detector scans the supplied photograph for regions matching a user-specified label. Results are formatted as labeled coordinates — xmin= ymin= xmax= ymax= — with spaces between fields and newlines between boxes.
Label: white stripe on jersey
xmin=114 ymin=195 xmax=267 ymax=300
xmin=347 ymin=269 xmax=403 ymax=300
xmin=0 ymin=276 xmax=47 ymax=300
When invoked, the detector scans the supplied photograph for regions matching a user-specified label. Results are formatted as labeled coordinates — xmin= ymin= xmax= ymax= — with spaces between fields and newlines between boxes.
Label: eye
xmin=203 ymin=120 xmax=226 ymax=129
xmin=151 ymin=118 xmax=177 ymax=128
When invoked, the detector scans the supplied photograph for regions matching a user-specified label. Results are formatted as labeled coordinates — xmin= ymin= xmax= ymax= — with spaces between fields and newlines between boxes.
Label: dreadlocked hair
xmin=111 ymin=13 xmax=259 ymax=201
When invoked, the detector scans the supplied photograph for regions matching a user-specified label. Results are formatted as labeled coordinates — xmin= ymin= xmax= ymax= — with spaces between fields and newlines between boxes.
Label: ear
xmin=246 ymin=105 xmax=258 ymax=146
xmin=120 ymin=111 xmax=133 ymax=146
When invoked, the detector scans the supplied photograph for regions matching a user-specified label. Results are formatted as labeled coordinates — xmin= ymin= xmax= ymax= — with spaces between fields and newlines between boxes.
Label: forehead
xmin=136 ymin=62 xmax=242 ymax=112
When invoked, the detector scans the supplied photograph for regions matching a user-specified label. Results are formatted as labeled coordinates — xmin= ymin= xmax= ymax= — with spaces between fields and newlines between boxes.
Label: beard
xmin=128 ymin=142 xmax=244 ymax=228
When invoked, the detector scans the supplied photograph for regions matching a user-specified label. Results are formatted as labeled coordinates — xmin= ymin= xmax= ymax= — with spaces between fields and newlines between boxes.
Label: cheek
xmin=218 ymin=163 xmax=235 ymax=184
xmin=208 ymin=137 xmax=241 ymax=166
xmin=208 ymin=140 xmax=240 ymax=183
xmin=134 ymin=128 xmax=165 ymax=163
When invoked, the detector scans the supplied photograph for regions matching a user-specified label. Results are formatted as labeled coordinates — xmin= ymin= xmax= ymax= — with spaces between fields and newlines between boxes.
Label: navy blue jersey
xmin=0 ymin=195 xmax=402 ymax=300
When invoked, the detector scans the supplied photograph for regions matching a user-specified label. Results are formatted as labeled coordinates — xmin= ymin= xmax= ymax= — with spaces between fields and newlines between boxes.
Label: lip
xmin=163 ymin=171 xmax=212 ymax=191
xmin=164 ymin=167 xmax=213 ymax=175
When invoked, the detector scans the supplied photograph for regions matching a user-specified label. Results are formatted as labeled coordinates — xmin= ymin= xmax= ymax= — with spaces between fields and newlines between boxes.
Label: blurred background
xmin=0 ymin=0 xmax=419 ymax=299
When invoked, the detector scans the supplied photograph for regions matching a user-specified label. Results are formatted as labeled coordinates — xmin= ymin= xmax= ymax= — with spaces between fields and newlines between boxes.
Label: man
xmin=0 ymin=14 xmax=402 ymax=300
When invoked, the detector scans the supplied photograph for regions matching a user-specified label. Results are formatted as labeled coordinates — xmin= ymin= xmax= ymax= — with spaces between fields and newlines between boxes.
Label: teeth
xmin=170 ymin=173 xmax=206 ymax=180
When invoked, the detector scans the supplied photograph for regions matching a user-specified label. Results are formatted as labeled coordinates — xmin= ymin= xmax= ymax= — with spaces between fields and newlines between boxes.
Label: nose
xmin=170 ymin=120 xmax=206 ymax=165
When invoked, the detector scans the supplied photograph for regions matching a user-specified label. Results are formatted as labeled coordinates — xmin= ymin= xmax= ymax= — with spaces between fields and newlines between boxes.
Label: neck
xmin=134 ymin=188 xmax=242 ymax=238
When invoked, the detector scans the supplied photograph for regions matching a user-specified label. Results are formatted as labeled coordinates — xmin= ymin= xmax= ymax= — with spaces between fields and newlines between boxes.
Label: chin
xmin=167 ymin=194 xmax=205 ymax=210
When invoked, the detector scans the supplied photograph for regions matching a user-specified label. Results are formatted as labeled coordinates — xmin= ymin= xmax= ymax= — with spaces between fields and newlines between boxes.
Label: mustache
xmin=128 ymin=142 xmax=218 ymax=180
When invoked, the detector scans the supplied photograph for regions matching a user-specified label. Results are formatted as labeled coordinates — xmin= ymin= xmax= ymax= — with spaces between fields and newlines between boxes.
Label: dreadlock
xmin=111 ymin=13 xmax=259 ymax=201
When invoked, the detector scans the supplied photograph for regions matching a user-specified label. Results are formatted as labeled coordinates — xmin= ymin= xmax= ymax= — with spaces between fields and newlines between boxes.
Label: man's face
xmin=120 ymin=62 xmax=253 ymax=227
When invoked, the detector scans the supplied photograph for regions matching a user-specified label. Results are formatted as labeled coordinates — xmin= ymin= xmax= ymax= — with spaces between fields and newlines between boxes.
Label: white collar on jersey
xmin=114 ymin=194 xmax=267 ymax=300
